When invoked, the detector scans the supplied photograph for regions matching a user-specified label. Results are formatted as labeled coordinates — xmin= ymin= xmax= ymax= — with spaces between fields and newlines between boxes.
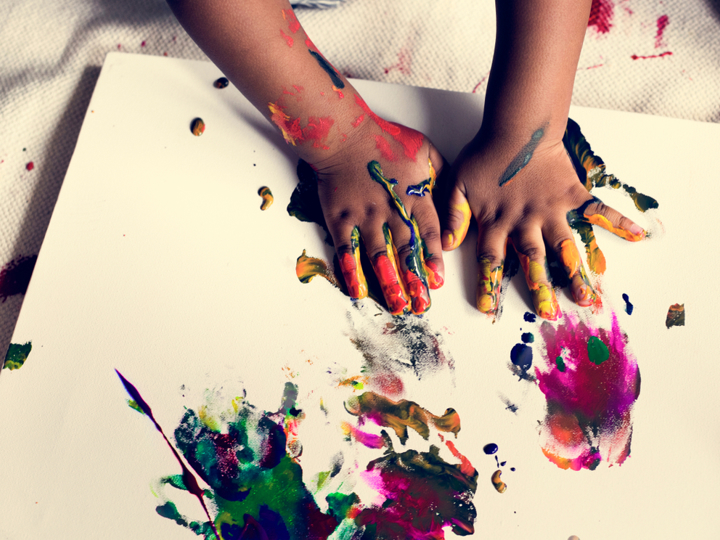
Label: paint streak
xmin=374 ymin=134 xmax=396 ymax=161
xmin=331 ymin=85 xmax=344 ymax=99
xmin=510 ymin=343 xmax=533 ymax=370
xmin=424 ymin=259 xmax=444 ymax=289
xmin=622 ymin=293 xmax=633 ymax=315
xmin=0 ymin=254 xmax=37 ymax=302
xmin=337 ymin=375 xmax=368 ymax=390
xmin=258 ymin=186 xmax=274 ymax=210
xmin=3 ymin=342 xmax=32 ymax=370
xmin=345 ymin=392 xmax=461 ymax=444
xmin=25 ymin=162 xmax=34 ymax=171
xmin=341 ymin=421 xmax=386 ymax=449
xmin=588 ymin=0 xmax=614 ymax=35
xmin=368 ymin=161 xmax=430 ymax=314
xmin=439 ymin=434 xmax=476 ymax=476
xmin=665 ymin=303 xmax=685 ymax=328
xmin=655 ymin=15 xmax=670 ymax=48
xmin=476 ymin=257 xmax=503 ymax=317
xmin=351 ymin=114 xmax=365 ymax=128
xmin=214 ymin=77 xmax=229 ymax=89
xmin=535 ymin=313 xmax=640 ymax=470
xmin=296 ymin=250 xmax=340 ymax=288
xmin=498 ymin=124 xmax=547 ymax=187
xmin=558 ymin=239 xmax=597 ymax=306
xmin=280 ymin=29 xmax=294 ymax=48
xmin=354 ymin=95 xmax=424 ymax=161
xmin=281 ymin=9 xmax=301 ymax=33
xmin=406 ymin=177 xmax=435 ymax=197
xmin=268 ymin=102 xmax=334 ymax=149
xmin=373 ymin=227 xmax=410 ymax=315
xmin=445 ymin=199 xmax=472 ymax=250
xmin=308 ymin=50 xmax=345 ymax=89
xmin=631 ymin=51 xmax=672 ymax=60
xmin=191 ymin=118 xmax=205 ymax=136
xmin=339 ymin=227 xmax=369 ymax=300
xmin=115 ymin=371 xmax=220 ymax=538
xmin=383 ymin=48 xmax=412 ymax=76
xmin=517 ymin=254 xmax=559 ymax=321
xmin=491 ymin=470 xmax=507 ymax=493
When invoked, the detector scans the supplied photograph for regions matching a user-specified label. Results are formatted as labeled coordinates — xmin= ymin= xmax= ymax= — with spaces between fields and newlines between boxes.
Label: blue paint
xmin=510 ymin=343 xmax=533 ymax=370
xmin=622 ymin=293 xmax=634 ymax=315
xmin=483 ymin=443 xmax=498 ymax=455
xmin=521 ymin=332 xmax=534 ymax=344
xmin=523 ymin=312 xmax=536 ymax=323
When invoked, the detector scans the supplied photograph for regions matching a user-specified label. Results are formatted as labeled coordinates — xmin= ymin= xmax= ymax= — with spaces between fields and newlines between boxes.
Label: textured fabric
xmin=1 ymin=0 xmax=718 ymax=354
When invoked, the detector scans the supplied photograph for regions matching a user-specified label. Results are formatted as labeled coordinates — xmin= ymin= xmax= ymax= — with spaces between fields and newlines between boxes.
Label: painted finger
xmin=576 ymin=197 xmax=645 ymax=242
xmin=334 ymin=226 xmax=369 ymax=300
xmin=566 ymin=202 xmax=607 ymax=275
xmin=475 ymin=228 xmax=507 ymax=318
xmin=511 ymin=235 xmax=560 ymax=321
xmin=364 ymin=224 xmax=409 ymax=316
xmin=546 ymin=225 xmax=597 ymax=307
xmin=389 ymin=217 xmax=432 ymax=315
xmin=441 ymin=185 xmax=472 ymax=251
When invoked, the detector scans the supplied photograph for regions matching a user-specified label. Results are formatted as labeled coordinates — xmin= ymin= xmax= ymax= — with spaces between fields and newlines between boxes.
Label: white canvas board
xmin=0 ymin=52 xmax=718 ymax=540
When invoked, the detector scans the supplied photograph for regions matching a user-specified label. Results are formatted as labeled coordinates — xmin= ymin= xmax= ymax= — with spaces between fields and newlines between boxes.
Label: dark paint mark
xmin=622 ymin=293 xmax=634 ymax=315
xmin=258 ymin=186 xmax=274 ymax=210
xmin=510 ymin=343 xmax=533 ymax=370
xmin=665 ymin=303 xmax=685 ymax=328
xmin=521 ymin=332 xmax=534 ymax=344
xmin=191 ymin=118 xmax=205 ymax=136
xmin=556 ymin=356 xmax=566 ymax=372
xmin=523 ymin=312 xmax=537 ymax=323
xmin=655 ymin=15 xmax=670 ymax=49
xmin=588 ymin=0 xmax=614 ymax=34
xmin=214 ymin=77 xmax=229 ymax=89
xmin=0 ymin=254 xmax=37 ymax=302
xmin=483 ymin=443 xmax=498 ymax=455
xmin=308 ymin=50 xmax=345 ymax=89
xmin=406 ymin=177 xmax=434 ymax=197
xmin=3 ymin=342 xmax=32 ymax=370
xmin=498 ymin=125 xmax=547 ymax=187
xmin=631 ymin=51 xmax=673 ymax=60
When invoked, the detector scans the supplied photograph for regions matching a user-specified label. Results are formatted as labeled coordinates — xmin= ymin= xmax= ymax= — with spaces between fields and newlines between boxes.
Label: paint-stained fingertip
xmin=424 ymin=259 xmax=444 ymax=289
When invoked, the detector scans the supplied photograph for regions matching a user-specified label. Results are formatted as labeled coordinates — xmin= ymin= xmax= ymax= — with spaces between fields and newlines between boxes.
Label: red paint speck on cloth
xmin=588 ymin=0 xmax=614 ymax=35
xmin=655 ymin=15 xmax=670 ymax=48
xmin=25 ymin=162 xmax=34 ymax=171
xmin=631 ymin=51 xmax=673 ymax=60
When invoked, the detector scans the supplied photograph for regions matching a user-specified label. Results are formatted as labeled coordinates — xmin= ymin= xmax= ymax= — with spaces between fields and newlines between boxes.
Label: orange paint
xmin=424 ymin=259 xmax=444 ymax=289
xmin=439 ymin=434 xmax=476 ymax=477
xmin=518 ymin=253 xmax=559 ymax=321
xmin=268 ymin=101 xmax=302 ymax=145
xmin=585 ymin=213 xmax=645 ymax=242
xmin=558 ymin=239 xmax=596 ymax=307
xmin=403 ymin=269 xmax=430 ymax=314
xmin=332 ymin=85 xmax=344 ymax=99
xmin=338 ymin=253 xmax=368 ymax=300
xmin=373 ymin=254 xmax=409 ymax=315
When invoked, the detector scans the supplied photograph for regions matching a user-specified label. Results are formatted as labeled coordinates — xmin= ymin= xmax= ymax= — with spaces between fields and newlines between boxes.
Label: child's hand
xmin=441 ymin=132 xmax=644 ymax=320
xmin=311 ymin=119 xmax=446 ymax=315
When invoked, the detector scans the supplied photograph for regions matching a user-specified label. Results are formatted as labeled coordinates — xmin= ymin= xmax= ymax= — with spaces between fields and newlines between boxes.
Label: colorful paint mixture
xmin=3 ymin=342 xmax=32 ymax=370
xmin=476 ymin=256 xmax=503 ymax=317
xmin=535 ymin=313 xmax=640 ymax=470
xmin=258 ymin=186 xmax=274 ymax=210
xmin=665 ymin=303 xmax=685 ymax=328
xmin=296 ymin=250 xmax=340 ymax=288
xmin=191 ymin=118 xmax=205 ymax=137
xmin=120 ymin=374 xmax=477 ymax=539
xmin=516 ymin=252 xmax=559 ymax=321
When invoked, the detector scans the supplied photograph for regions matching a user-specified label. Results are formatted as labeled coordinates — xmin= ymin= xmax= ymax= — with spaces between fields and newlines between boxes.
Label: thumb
xmin=441 ymin=185 xmax=472 ymax=251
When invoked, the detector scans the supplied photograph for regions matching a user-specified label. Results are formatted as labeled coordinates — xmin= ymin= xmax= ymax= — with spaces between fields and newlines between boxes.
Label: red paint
xmin=374 ymin=135 xmax=396 ymax=161
xmin=302 ymin=116 xmax=334 ymax=150
xmin=383 ymin=48 xmax=412 ymax=76
xmin=351 ymin=114 xmax=365 ymax=128
xmin=282 ymin=9 xmax=300 ymax=33
xmin=372 ymin=254 xmax=408 ymax=315
xmin=471 ymin=74 xmax=489 ymax=94
xmin=0 ymin=255 xmax=37 ymax=302
xmin=141 ymin=40 xmax=146 ymax=47
xmin=339 ymin=253 xmax=362 ymax=299
xmin=655 ymin=15 xmax=669 ymax=48
xmin=280 ymin=29 xmax=294 ymax=48
xmin=269 ymin=102 xmax=303 ymax=145
xmin=588 ymin=0 xmax=614 ymax=34
xmin=305 ymin=37 xmax=315 ymax=50
xmin=25 ymin=162 xmax=34 ymax=171
xmin=424 ymin=259 xmax=444 ymax=289
xmin=439 ymin=434 xmax=476 ymax=476
xmin=631 ymin=51 xmax=672 ymax=60
xmin=403 ymin=269 xmax=430 ymax=314
xmin=332 ymin=85 xmax=344 ymax=99
xmin=354 ymin=95 xmax=424 ymax=161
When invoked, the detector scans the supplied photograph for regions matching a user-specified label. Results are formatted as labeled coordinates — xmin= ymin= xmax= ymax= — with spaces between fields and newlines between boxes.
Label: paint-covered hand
xmin=441 ymin=129 xmax=645 ymax=321
xmin=311 ymin=120 xmax=446 ymax=316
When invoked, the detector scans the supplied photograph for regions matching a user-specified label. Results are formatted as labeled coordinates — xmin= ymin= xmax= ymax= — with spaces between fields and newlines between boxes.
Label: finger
xmin=578 ymin=197 xmax=645 ymax=242
xmin=387 ymin=214 xmax=431 ymax=315
xmin=511 ymin=235 xmax=560 ymax=321
xmin=333 ymin=226 xmax=369 ymax=300
xmin=566 ymin=203 xmax=607 ymax=275
xmin=441 ymin=185 xmax=472 ymax=251
xmin=545 ymin=223 xmax=597 ymax=308
xmin=364 ymin=223 xmax=409 ymax=315
xmin=475 ymin=228 xmax=507 ymax=317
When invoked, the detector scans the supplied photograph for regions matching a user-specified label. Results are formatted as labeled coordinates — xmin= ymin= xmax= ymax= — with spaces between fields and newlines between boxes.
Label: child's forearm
xmin=481 ymin=0 xmax=592 ymax=142
xmin=167 ymin=0 xmax=360 ymax=164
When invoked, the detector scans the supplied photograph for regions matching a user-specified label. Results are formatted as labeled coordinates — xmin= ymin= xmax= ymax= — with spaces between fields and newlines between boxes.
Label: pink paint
xmin=141 ymin=40 xmax=146 ymax=47
xmin=374 ymin=135 xmax=396 ymax=161
xmin=655 ymin=15 xmax=670 ymax=48
xmin=535 ymin=312 xmax=640 ymax=471
xmin=383 ymin=48 xmax=412 ymax=76
xmin=280 ymin=29 xmax=294 ymax=48
xmin=588 ymin=0 xmax=614 ymax=35
xmin=282 ymin=9 xmax=300 ymax=33
xmin=25 ymin=162 xmax=34 ymax=171
xmin=471 ymin=74 xmax=489 ymax=94
xmin=631 ymin=51 xmax=672 ymax=60
xmin=302 ymin=116 xmax=335 ymax=150
xmin=343 ymin=422 xmax=386 ymax=449
xmin=354 ymin=95 xmax=424 ymax=161
xmin=351 ymin=114 xmax=365 ymax=128
xmin=332 ymin=85 xmax=344 ymax=99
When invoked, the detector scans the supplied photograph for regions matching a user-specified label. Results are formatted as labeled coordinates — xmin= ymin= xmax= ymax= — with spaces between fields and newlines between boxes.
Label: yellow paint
xmin=267 ymin=102 xmax=298 ymax=145
xmin=296 ymin=250 xmax=340 ymax=287
xmin=446 ymin=200 xmax=471 ymax=250
xmin=349 ymin=227 xmax=368 ymax=299
xmin=491 ymin=470 xmax=507 ymax=493
xmin=258 ymin=186 xmax=274 ymax=210
xmin=518 ymin=254 xmax=559 ymax=321
xmin=585 ymin=213 xmax=645 ymax=242
xmin=558 ymin=239 xmax=596 ymax=306
xmin=476 ymin=257 xmax=503 ymax=316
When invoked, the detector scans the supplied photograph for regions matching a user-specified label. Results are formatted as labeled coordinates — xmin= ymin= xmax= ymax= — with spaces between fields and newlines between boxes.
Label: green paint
xmin=326 ymin=492 xmax=359 ymax=520
xmin=316 ymin=470 xmax=331 ymax=490
xmin=156 ymin=501 xmax=188 ymax=526
xmin=587 ymin=336 xmax=609 ymax=365
xmin=127 ymin=399 xmax=145 ymax=415
xmin=556 ymin=356 xmax=566 ymax=372
xmin=3 ymin=341 xmax=31 ymax=370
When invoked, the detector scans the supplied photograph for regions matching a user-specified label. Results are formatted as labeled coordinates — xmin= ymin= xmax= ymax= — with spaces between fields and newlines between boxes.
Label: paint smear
xmin=354 ymin=95 xmax=424 ymax=161
xmin=268 ymin=102 xmax=334 ymax=149
xmin=631 ymin=51 xmax=673 ymax=60
xmin=308 ymin=50 xmax=345 ymax=89
xmin=296 ymin=250 xmax=340 ymax=288
xmin=655 ymin=15 xmax=670 ymax=48
xmin=665 ymin=303 xmax=684 ymax=328
xmin=258 ymin=186 xmax=273 ymax=210
xmin=535 ymin=313 xmax=640 ymax=470
xmin=406 ymin=176 xmax=435 ymax=197
xmin=0 ymin=254 xmax=37 ymax=302
xmin=491 ymin=470 xmax=507 ymax=493
xmin=345 ymin=391 xmax=460 ymax=444
xmin=3 ymin=342 xmax=32 ymax=370
xmin=588 ymin=0 xmax=614 ymax=35
xmin=498 ymin=124 xmax=546 ymax=187
xmin=374 ymin=134 xmax=396 ymax=161
xmin=622 ymin=293 xmax=634 ymax=315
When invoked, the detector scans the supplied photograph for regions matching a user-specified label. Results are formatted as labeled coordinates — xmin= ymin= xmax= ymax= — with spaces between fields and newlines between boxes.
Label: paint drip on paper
xmin=3 ymin=342 xmax=32 ymax=370
xmin=535 ymin=312 xmax=640 ymax=470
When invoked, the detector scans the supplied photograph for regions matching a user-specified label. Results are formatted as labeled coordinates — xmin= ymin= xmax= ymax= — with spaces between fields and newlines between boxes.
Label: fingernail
xmin=534 ymin=285 xmax=560 ymax=321
xmin=629 ymin=223 xmax=645 ymax=238
xmin=573 ymin=282 xmax=595 ymax=307
xmin=425 ymin=259 xmax=444 ymax=289
xmin=404 ymin=270 xmax=431 ymax=314
xmin=445 ymin=232 xmax=454 ymax=249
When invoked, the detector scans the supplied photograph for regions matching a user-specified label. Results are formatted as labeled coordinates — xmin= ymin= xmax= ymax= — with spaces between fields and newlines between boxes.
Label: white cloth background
xmin=2 ymin=0 xmax=718 ymax=355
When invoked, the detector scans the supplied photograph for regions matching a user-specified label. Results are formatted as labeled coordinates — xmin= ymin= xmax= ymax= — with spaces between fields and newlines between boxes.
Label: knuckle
xmin=515 ymin=244 xmax=544 ymax=261
xmin=476 ymin=251 xmax=503 ymax=267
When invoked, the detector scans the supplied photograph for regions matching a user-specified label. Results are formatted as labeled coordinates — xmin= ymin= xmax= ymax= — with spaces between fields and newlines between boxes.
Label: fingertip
xmin=424 ymin=257 xmax=444 ymax=289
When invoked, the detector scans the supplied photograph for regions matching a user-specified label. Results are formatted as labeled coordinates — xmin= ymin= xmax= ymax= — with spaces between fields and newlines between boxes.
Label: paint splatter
xmin=491 ymin=470 xmax=507 ymax=493
xmin=588 ymin=0 xmax=614 ymax=35
xmin=655 ymin=15 xmax=670 ymax=48
xmin=354 ymin=95 xmax=424 ymax=161
xmin=631 ymin=51 xmax=673 ymax=60
xmin=268 ymin=102 xmax=334 ymax=149
xmin=3 ymin=342 xmax=32 ymax=370
xmin=383 ymin=48 xmax=413 ymax=76
xmin=498 ymin=124 xmax=547 ymax=187
xmin=665 ymin=303 xmax=685 ymax=328
xmin=296 ymin=250 xmax=340 ymax=288
xmin=521 ymin=332 xmax=534 ymax=344
xmin=190 ymin=118 xmax=205 ymax=136
xmin=213 ymin=77 xmax=229 ymax=89
xmin=25 ymin=161 xmax=34 ymax=171
xmin=0 ymin=254 xmax=37 ymax=302
xmin=535 ymin=313 xmax=640 ymax=470
xmin=622 ymin=293 xmax=634 ymax=315
xmin=523 ymin=312 xmax=536 ymax=323
xmin=483 ymin=443 xmax=498 ymax=455
xmin=258 ymin=186 xmax=274 ymax=210
xmin=510 ymin=343 xmax=533 ymax=370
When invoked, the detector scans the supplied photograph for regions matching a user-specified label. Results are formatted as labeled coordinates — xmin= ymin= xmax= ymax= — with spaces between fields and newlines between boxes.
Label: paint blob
xmin=483 ymin=443 xmax=498 ymax=455
xmin=523 ymin=312 xmax=537 ymax=323
xmin=190 ymin=118 xmax=205 ymax=136
xmin=213 ymin=77 xmax=229 ymax=89
xmin=0 ymin=254 xmax=37 ymax=302
xmin=3 ymin=342 xmax=32 ymax=370
xmin=665 ymin=303 xmax=685 ymax=328
xmin=535 ymin=313 xmax=640 ymax=470
xmin=510 ymin=343 xmax=533 ymax=370
xmin=521 ymin=332 xmax=534 ymax=344
xmin=622 ymin=293 xmax=634 ymax=315
xmin=25 ymin=161 xmax=34 ymax=171
xmin=498 ymin=125 xmax=546 ymax=187
xmin=588 ymin=0 xmax=614 ymax=35
xmin=491 ymin=470 xmax=507 ymax=493
xmin=296 ymin=250 xmax=340 ymax=288
xmin=258 ymin=186 xmax=274 ymax=210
